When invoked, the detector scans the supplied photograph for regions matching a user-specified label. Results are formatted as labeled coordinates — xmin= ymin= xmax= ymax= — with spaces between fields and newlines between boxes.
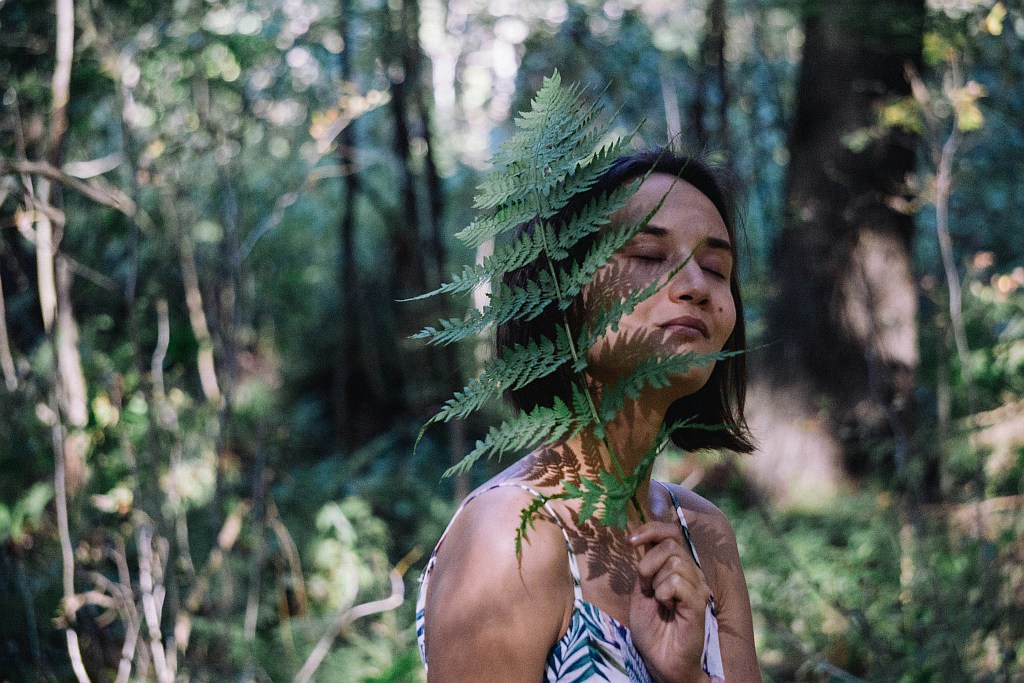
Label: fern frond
xmin=406 ymin=224 xmax=553 ymax=301
xmin=564 ymin=470 xmax=634 ymax=528
xmin=581 ymin=278 xmax=662 ymax=355
xmin=569 ymin=382 xmax=594 ymax=424
xmin=514 ymin=491 xmax=569 ymax=559
xmin=458 ymin=194 xmax=536 ymax=242
xmin=478 ymin=76 xmax=620 ymax=217
xmin=412 ymin=277 xmax=557 ymax=345
xmin=463 ymin=145 xmax=625 ymax=247
xmin=443 ymin=398 xmax=581 ymax=477
xmin=553 ymin=221 xmax=644 ymax=307
xmin=504 ymin=71 xmax=578 ymax=133
xmin=431 ymin=335 xmax=570 ymax=423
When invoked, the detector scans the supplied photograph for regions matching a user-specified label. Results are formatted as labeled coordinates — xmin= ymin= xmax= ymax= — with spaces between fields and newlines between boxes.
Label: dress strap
xmin=422 ymin=482 xmax=584 ymax=602
xmin=654 ymin=481 xmax=725 ymax=682
xmin=655 ymin=481 xmax=704 ymax=569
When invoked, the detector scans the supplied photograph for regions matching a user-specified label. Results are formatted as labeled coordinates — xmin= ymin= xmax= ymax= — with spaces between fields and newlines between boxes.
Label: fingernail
xmin=629 ymin=534 xmax=639 ymax=544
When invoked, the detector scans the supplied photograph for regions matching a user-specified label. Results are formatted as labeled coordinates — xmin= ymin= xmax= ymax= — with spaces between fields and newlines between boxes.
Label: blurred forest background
xmin=1 ymin=0 xmax=1023 ymax=680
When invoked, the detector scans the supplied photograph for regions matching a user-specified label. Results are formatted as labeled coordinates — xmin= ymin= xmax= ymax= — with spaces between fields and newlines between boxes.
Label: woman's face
xmin=585 ymin=173 xmax=737 ymax=398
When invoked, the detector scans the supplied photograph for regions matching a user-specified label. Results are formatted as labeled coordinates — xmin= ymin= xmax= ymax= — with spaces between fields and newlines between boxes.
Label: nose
xmin=667 ymin=257 xmax=711 ymax=306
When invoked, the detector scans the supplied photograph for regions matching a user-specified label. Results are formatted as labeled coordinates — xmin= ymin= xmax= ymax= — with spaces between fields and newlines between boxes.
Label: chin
xmin=666 ymin=366 xmax=715 ymax=400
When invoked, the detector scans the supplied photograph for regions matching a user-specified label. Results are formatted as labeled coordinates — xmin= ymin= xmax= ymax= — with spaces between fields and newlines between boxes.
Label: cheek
xmin=718 ymin=301 xmax=737 ymax=346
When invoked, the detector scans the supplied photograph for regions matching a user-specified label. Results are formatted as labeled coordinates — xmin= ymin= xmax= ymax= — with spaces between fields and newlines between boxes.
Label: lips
xmin=661 ymin=315 xmax=709 ymax=338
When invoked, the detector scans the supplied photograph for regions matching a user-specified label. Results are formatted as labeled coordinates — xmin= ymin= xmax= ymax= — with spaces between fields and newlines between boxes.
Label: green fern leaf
xmin=443 ymin=397 xmax=581 ymax=477
xmin=554 ymin=221 xmax=644 ymax=306
xmin=405 ymin=224 xmax=551 ymax=301
xmin=412 ymin=276 xmax=559 ymax=345
xmin=431 ymin=335 xmax=570 ymax=423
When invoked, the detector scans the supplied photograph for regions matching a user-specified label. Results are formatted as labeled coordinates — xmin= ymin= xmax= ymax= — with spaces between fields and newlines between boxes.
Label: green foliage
xmin=0 ymin=483 xmax=52 ymax=545
xmin=729 ymin=487 xmax=1024 ymax=682
xmin=310 ymin=497 xmax=391 ymax=612
xmin=964 ymin=266 xmax=1024 ymax=404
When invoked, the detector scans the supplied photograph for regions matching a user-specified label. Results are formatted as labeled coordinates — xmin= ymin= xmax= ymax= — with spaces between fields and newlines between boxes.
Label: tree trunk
xmin=388 ymin=0 xmax=428 ymax=301
xmin=751 ymin=0 xmax=925 ymax=503
xmin=404 ymin=0 xmax=469 ymax=495
xmin=335 ymin=0 xmax=360 ymax=454
xmin=689 ymin=0 xmax=728 ymax=151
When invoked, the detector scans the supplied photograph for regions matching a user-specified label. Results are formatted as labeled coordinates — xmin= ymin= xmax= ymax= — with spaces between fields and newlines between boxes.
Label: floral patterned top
xmin=416 ymin=482 xmax=725 ymax=682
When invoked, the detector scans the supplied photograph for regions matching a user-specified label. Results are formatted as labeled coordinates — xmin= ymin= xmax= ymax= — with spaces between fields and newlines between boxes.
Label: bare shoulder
xmin=658 ymin=480 xmax=734 ymax=537
xmin=655 ymin=481 xmax=743 ymax=586
xmin=422 ymin=484 xmax=573 ymax=679
xmin=432 ymin=483 xmax=573 ymax=584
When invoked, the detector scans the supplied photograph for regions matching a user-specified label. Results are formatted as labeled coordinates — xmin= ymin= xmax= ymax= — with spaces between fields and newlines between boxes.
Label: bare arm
xmin=422 ymin=487 xmax=573 ymax=682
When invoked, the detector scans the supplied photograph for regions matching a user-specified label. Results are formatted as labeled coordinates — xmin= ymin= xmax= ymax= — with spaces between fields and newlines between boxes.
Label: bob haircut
xmin=495 ymin=148 xmax=755 ymax=454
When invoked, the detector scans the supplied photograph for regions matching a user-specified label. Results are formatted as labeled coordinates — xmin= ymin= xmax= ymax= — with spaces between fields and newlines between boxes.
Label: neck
xmin=561 ymin=389 xmax=677 ymax=522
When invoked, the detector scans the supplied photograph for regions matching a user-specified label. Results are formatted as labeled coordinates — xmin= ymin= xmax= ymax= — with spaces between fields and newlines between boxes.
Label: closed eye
xmin=630 ymin=253 xmax=665 ymax=263
xmin=702 ymin=267 xmax=728 ymax=280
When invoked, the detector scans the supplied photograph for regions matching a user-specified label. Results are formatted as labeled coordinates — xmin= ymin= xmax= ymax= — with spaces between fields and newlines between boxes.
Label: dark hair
xmin=495 ymin=148 xmax=754 ymax=454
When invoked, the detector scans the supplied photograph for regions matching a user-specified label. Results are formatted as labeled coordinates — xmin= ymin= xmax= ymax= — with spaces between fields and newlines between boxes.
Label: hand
xmin=628 ymin=521 xmax=710 ymax=683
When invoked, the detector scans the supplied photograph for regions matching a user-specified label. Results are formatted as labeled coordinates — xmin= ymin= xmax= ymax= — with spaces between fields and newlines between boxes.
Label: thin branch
xmin=114 ymin=611 xmax=142 ymax=683
xmin=159 ymin=188 xmax=221 ymax=404
xmin=1 ymin=158 xmax=141 ymax=220
xmin=151 ymin=299 xmax=169 ymax=402
xmin=66 ymin=255 xmax=120 ymax=292
xmin=242 ymin=452 xmax=270 ymax=683
xmin=238 ymin=94 xmax=390 ymax=260
xmin=50 ymin=0 xmax=74 ymax=156
xmin=111 ymin=537 xmax=151 ymax=679
xmin=51 ymin=391 xmax=90 ymax=683
xmin=63 ymin=152 xmax=123 ymax=179
xmin=0 ymin=271 xmax=18 ymax=390
xmin=138 ymin=525 xmax=173 ymax=683
xmin=293 ymin=547 xmax=422 ymax=683
xmin=268 ymin=502 xmax=309 ymax=615
xmin=65 ymin=629 xmax=91 ymax=683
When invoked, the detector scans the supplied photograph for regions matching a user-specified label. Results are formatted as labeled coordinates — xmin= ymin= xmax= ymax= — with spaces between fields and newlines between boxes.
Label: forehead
xmin=619 ymin=173 xmax=730 ymax=243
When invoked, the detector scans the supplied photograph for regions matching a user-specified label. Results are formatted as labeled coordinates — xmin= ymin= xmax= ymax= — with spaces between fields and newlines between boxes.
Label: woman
xmin=416 ymin=150 xmax=761 ymax=682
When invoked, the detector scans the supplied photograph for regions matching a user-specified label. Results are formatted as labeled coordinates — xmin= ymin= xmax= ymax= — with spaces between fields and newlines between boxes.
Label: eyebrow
xmin=638 ymin=226 xmax=733 ymax=254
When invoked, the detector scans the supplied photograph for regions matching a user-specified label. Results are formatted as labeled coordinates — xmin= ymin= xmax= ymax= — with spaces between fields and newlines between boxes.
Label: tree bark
xmin=752 ymin=0 xmax=925 ymax=502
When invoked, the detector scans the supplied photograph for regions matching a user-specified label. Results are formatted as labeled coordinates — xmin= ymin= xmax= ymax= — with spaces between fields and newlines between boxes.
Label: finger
xmin=651 ymin=571 xmax=688 ymax=604
xmin=651 ymin=561 xmax=709 ymax=606
xmin=629 ymin=521 xmax=685 ymax=548
xmin=635 ymin=537 xmax=689 ymax=581
xmin=635 ymin=544 xmax=679 ymax=598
